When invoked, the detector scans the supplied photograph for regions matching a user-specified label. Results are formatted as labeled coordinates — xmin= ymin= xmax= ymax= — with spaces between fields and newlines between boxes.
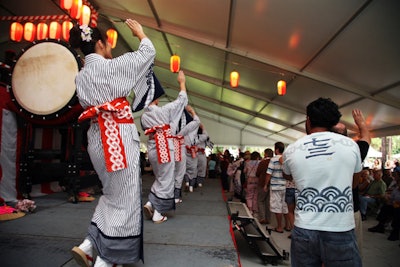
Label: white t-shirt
xmin=283 ymin=131 xmax=362 ymax=232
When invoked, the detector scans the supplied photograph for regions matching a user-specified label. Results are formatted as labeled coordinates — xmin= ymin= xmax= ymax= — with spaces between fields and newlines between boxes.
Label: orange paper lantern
xmin=60 ymin=0 xmax=73 ymax=10
xmin=277 ymin=80 xmax=286 ymax=96
xmin=80 ymin=5 xmax=91 ymax=26
xmin=37 ymin=22 xmax=48 ymax=40
xmin=106 ymin=29 xmax=118 ymax=48
xmin=70 ymin=0 xmax=82 ymax=19
xmin=170 ymin=55 xmax=180 ymax=73
xmin=49 ymin=21 xmax=62 ymax=39
xmin=10 ymin=22 xmax=23 ymax=42
xmin=24 ymin=22 xmax=36 ymax=42
xmin=230 ymin=71 xmax=239 ymax=88
xmin=62 ymin=21 xmax=73 ymax=41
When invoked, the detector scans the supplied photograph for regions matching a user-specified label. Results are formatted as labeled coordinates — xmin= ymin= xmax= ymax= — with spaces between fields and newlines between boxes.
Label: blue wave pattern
xmin=296 ymin=186 xmax=353 ymax=212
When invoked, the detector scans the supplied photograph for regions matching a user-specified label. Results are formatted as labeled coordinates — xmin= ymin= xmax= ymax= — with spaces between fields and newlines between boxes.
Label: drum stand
xmin=226 ymin=201 xmax=289 ymax=265
xmin=17 ymin=120 xmax=99 ymax=202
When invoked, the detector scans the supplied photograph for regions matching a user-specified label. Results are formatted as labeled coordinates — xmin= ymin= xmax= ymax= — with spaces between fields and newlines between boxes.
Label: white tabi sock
xmin=94 ymin=256 xmax=114 ymax=267
xmin=78 ymin=238 xmax=93 ymax=256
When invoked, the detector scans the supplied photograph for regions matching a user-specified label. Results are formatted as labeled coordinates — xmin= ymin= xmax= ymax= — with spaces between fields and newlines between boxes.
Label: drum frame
xmin=9 ymin=39 xmax=83 ymax=124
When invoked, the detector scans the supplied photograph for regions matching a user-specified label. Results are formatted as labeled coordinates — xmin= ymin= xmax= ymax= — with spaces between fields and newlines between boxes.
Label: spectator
xmin=368 ymin=176 xmax=400 ymax=241
xmin=282 ymin=97 xmax=362 ymax=266
xmin=264 ymin=142 xmax=288 ymax=233
xmin=244 ymin=151 xmax=261 ymax=217
xmin=207 ymin=154 xmax=217 ymax=179
xmin=360 ymin=169 xmax=387 ymax=220
xmin=256 ymin=148 xmax=273 ymax=224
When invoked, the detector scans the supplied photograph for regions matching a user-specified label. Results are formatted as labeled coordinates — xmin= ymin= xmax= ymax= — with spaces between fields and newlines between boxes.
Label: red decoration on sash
xmin=186 ymin=145 xmax=198 ymax=158
xmin=145 ymin=124 xmax=172 ymax=164
xmin=197 ymin=148 xmax=205 ymax=154
xmin=173 ymin=135 xmax=184 ymax=162
xmin=78 ymin=97 xmax=133 ymax=172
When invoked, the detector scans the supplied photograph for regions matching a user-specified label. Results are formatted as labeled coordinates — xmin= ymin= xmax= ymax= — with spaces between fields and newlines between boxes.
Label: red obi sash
xmin=197 ymin=148 xmax=205 ymax=154
xmin=173 ymin=135 xmax=184 ymax=162
xmin=78 ymin=97 xmax=133 ymax=172
xmin=186 ymin=145 xmax=198 ymax=158
xmin=144 ymin=124 xmax=173 ymax=164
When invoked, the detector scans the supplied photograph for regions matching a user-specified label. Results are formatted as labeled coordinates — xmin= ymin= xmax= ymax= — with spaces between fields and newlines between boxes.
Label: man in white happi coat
xmin=141 ymin=70 xmax=188 ymax=223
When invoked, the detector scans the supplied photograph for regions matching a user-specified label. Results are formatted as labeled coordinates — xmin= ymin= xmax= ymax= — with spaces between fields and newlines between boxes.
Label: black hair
xmin=250 ymin=151 xmax=261 ymax=160
xmin=275 ymin=142 xmax=285 ymax=153
xmin=69 ymin=24 xmax=106 ymax=56
xmin=264 ymin=148 xmax=274 ymax=157
xmin=306 ymin=97 xmax=341 ymax=129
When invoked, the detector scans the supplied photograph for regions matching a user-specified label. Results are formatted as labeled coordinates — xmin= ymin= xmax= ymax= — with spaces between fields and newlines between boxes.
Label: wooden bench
xmin=227 ymin=201 xmax=289 ymax=265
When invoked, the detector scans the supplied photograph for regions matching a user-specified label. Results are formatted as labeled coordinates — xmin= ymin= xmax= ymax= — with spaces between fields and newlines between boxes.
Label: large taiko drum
xmin=10 ymin=39 xmax=83 ymax=125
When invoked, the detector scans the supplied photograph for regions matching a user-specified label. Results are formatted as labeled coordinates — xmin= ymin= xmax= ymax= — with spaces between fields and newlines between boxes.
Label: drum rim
xmin=9 ymin=39 xmax=83 ymax=123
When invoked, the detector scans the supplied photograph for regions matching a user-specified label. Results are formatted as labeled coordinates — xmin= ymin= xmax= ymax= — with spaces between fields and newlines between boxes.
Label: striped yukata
xmin=75 ymin=38 xmax=155 ymax=264
xmin=184 ymin=115 xmax=200 ymax=187
xmin=140 ymin=91 xmax=188 ymax=213
xmin=174 ymin=116 xmax=200 ymax=199
xmin=196 ymin=129 xmax=209 ymax=185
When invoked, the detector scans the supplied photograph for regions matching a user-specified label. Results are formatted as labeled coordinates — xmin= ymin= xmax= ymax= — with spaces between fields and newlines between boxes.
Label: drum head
xmin=12 ymin=41 xmax=80 ymax=117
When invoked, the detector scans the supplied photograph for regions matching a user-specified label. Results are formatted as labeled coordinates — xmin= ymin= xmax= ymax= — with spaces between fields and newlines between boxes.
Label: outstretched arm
xmin=352 ymin=109 xmax=371 ymax=144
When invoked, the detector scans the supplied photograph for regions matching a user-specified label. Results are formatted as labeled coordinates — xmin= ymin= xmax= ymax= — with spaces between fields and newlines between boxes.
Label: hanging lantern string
xmin=0 ymin=15 xmax=70 ymax=22
xmin=1 ymin=0 xmax=98 ymax=26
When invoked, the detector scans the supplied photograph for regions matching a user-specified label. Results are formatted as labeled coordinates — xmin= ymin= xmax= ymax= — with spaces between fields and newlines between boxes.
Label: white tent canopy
xmin=366 ymin=147 xmax=382 ymax=158
xmin=0 ymin=0 xmax=399 ymax=148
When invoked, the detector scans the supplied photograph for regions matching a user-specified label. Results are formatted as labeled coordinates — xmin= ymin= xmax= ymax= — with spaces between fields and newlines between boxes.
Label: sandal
xmin=153 ymin=216 xmax=168 ymax=224
xmin=272 ymin=228 xmax=284 ymax=233
xmin=71 ymin=246 xmax=93 ymax=267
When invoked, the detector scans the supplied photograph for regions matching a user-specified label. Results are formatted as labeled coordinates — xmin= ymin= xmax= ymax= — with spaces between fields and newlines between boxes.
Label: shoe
xmin=198 ymin=183 xmax=203 ymax=187
xmin=388 ymin=230 xmax=399 ymax=241
xmin=361 ymin=214 xmax=367 ymax=221
xmin=143 ymin=204 xmax=153 ymax=220
xmin=189 ymin=186 xmax=193 ymax=192
xmin=258 ymin=219 xmax=268 ymax=225
xmin=368 ymin=225 xmax=385 ymax=233
xmin=78 ymin=192 xmax=95 ymax=202
xmin=284 ymin=227 xmax=292 ymax=232
xmin=175 ymin=198 xmax=182 ymax=203
xmin=71 ymin=246 xmax=94 ymax=267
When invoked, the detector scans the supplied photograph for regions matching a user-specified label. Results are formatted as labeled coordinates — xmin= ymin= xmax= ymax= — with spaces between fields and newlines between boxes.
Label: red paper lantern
xmin=37 ymin=22 xmax=48 ymax=40
xmin=60 ymin=0 xmax=73 ymax=10
xmin=230 ymin=71 xmax=239 ymax=88
xmin=107 ymin=29 xmax=118 ymax=48
xmin=62 ymin=21 xmax=73 ymax=41
xmin=24 ymin=22 xmax=36 ymax=42
xmin=10 ymin=22 xmax=23 ymax=42
xmin=70 ymin=0 xmax=82 ymax=19
xmin=170 ymin=55 xmax=180 ymax=73
xmin=49 ymin=21 xmax=62 ymax=39
xmin=80 ymin=5 xmax=91 ymax=25
xmin=277 ymin=80 xmax=286 ymax=96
